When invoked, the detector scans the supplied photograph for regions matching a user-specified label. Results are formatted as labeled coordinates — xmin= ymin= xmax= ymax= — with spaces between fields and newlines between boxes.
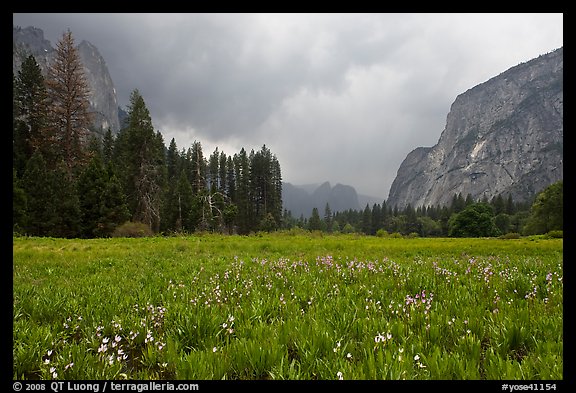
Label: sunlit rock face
xmin=387 ymin=47 xmax=563 ymax=209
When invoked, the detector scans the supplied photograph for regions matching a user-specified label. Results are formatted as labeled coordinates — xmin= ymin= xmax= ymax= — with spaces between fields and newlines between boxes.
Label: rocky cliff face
xmin=387 ymin=47 xmax=563 ymax=209
xmin=13 ymin=26 xmax=121 ymax=134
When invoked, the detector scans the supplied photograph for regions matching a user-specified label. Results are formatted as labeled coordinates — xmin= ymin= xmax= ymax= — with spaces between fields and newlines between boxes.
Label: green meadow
xmin=13 ymin=234 xmax=563 ymax=380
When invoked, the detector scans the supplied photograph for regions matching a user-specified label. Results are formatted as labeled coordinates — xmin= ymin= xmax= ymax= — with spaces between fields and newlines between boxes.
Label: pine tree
xmin=175 ymin=170 xmax=195 ymax=232
xmin=234 ymin=148 xmax=251 ymax=234
xmin=45 ymin=29 xmax=92 ymax=177
xmin=13 ymin=55 xmax=50 ymax=176
xmin=13 ymin=168 xmax=27 ymax=233
xmin=102 ymin=128 xmax=115 ymax=165
xmin=189 ymin=141 xmax=207 ymax=195
xmin=96 ymin=166 xmax=130 ymax=237
xmin=208 ymin=147 xmax=220 ymax=192
xmin=225 ymin=156 xmax=236 ymax=202
xmin=219 ymin=151 xmax=228 ymax=195
xmin=21 ymin=152 xmax=54 ymax=236
xmin=308 ymin=207 xmax=322 ymax=231
xmin=166 ymin=138 xmax=179 ymax=182
xmin=361 ymin=204 xmax=372 ymax=234
xmin=324 ymin=203 xmax=333 ymax=233
xmin=114 ymin=89 xmax=165 ymax=232
xmin=77 ymin=155 xmax=108 ymax=237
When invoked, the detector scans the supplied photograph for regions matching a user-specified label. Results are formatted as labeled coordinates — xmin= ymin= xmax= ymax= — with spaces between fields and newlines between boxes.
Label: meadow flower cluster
xmin=13 ymin=236 xmax=563 ymax=380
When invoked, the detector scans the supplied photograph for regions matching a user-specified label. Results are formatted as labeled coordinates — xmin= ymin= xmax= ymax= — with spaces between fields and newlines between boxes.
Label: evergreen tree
xmin=96 ymin=166 xmax=130 ymax=237
xmin=324 ymin=203 xmax=333 ymax=233
xmin=114 ymin=89 xmax=165 ymax=232
xmin=361 ymin=204 xmax=372 ymax=234
xmin=21 ymin=152 xmax=55 ymax=236
xmin=77 ymin=154 xmax=108 ymax=237
xmin=505 ymin=194 xmax=516 ymax=215
xmin=219 ymin=151 xmax=228 ymax=195
xmin=175 ymin=170 xmax=195 ymax=232
xmin=13 ymin=168 xmax=27 ymax=233
xmin=189 ymin=141 xmax=207 ymax=195
xmin=492 ymin=194 xmax=506 ymax=215
xmin=102 ymin=128 xmax=115 ymax=165
xmin=208 ymin=147 xmax=220 ymax=192
xmin=371 ymin=203 xmax=381 ymax=235
xmin=13 ymin=55 xmax=50 ymax=176
xmin=225 ymin=156 xmax=236 ymax=202
xmin=308 ymin=207 xmax=322 ymax=231
xmin=234 ymin=148 xmax=252 ymax=234
xmin=45 ymin=29 xmax=92 ymax=177
xmin=166 ymin=138 xmax=179 ymax=182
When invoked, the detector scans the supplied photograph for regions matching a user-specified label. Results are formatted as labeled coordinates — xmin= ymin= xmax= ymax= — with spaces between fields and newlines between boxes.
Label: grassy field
xmin=13 ymin=233 xmax=563 ymax=380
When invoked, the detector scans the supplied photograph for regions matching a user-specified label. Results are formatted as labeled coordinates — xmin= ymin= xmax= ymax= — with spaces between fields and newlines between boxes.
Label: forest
xmin=13 ymin=30 xmax=562 ymax=239
xmin=13 ymin=31 xmax=282 ymax=238
xmin=284 ymin=182 xmax=563 ymax=238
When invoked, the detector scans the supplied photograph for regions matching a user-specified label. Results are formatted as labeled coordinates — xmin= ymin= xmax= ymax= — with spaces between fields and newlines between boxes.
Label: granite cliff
xmin=387 ymin=47 xmax=563 ymax=209
xmin=13 ymin=26 xmax=121 ymax=134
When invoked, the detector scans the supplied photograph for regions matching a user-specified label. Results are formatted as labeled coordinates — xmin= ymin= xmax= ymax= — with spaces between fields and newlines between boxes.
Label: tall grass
xmin=13 ymin=234 xmax=562 ymax=380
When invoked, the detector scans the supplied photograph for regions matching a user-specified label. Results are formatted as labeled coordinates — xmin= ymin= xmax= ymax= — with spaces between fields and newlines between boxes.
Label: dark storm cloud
xmin=13 ymin=13 xmax=563 ymax=198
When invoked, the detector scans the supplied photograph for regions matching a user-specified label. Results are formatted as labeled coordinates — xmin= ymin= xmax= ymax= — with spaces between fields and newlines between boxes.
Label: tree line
xmin=13 ymin=29 xmax=561 ymax=239
xmin=13 ymin=30 xmax=282 ymax=238
xmin=281 ymin=183 xmax=563 ymax=238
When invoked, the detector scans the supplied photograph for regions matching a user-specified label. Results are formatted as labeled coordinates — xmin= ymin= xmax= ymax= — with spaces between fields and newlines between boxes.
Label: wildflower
xmin=102 ymin=337 xmax=109 ymax=344
xmin=337 ymin=371 xmax=343 ymax=380
xmin=414 ymin=355 xmax=420 ymax=361
xmin=44 ymin=359 xmax=50 ymax=364
xmin=50 ymin=367 xmax=57 ymax=379
xmin=64 ymin=362 xmax=74 ymax=371
xmin=212 ymin=347 xmax=218 ymax=353
xmin=333 ymin=341 xmax=341 ymax=352
xmin=346 ymin=352 xmax=352 ymax=359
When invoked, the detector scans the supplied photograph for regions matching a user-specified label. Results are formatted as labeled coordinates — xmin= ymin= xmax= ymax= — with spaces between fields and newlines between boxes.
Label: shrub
xmin=499 ymin=232 xmax=521 ymax=239
xmin=376 ymin=229 xmax=389 ymax=238
xmin=388 ymin=232 xmax=403 ymax=238
xmin=546 ymin=230 xmax=563 ymax=239
xmin=111 ymin=221 xmax=154 ymax=238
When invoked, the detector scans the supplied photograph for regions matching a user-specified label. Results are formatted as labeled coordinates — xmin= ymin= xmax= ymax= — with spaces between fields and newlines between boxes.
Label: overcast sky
xmin=13 ymin=13 xmax=563 ymax=198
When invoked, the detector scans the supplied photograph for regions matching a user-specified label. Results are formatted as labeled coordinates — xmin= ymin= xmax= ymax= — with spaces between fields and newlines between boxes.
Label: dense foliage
xmin=13 ymin=29 xmax=561 ymax=239
xmin=283 ymin=186 xmax=562 ymax=238
xmin=13 ymin=31 xmax=282 ymax=237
